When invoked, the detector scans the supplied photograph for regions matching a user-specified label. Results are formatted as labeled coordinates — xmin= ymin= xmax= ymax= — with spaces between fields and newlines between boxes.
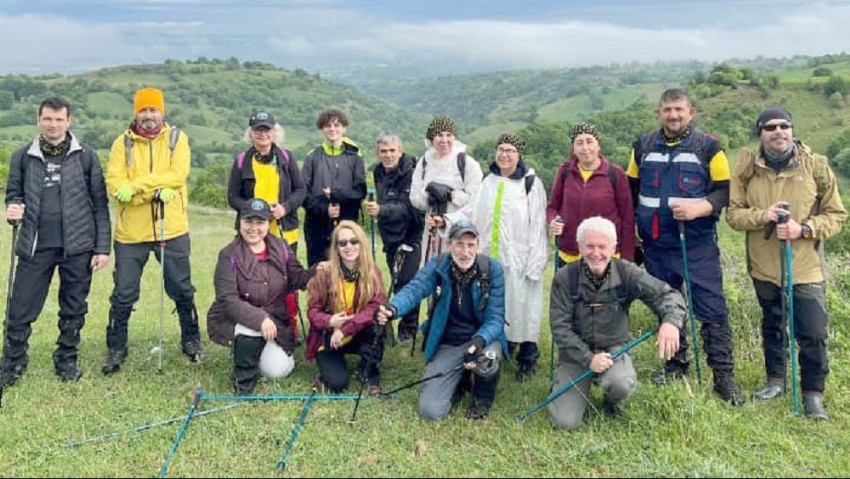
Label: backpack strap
xmin=524 ymin=174 xmax=535 ymax=194
xmin=420 ymin=152 xmax=467 ymax=182
xmin=475 ymin=254 xmax=490 ymax=311
xmin=567 ymin=260 xmax=630 ymax=309
xmin=124 ymin=127 xmax=181 ymax=171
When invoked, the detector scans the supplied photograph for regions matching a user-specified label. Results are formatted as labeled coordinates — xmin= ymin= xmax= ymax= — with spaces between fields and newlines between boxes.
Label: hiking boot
xmin=651 ymin=364 xmax=688 ymax=385
xmin=466 ymin=399 xmax=492 ymax=420
xmin=56 ymin=361 xmax=83 ymax=382
xmin=602 ymin=396 xmax=624 ymax=418
xmin=515 ymin=362 xmax=536 ymax=383
xmin=802 ymin=392 xmax=828 ymax=421
xmin=396 ymin=329 xmax=415 ymax=343
xmin=714 ymin=374 xmax=746 ymax=406
xmin=753 ymin=377 xmax=786 ymax=402
xmin=101 ymin=348 xmax=128 ymax=375
xmin=182 ymin=339 xmax=204 ymax=362
xmin=0 ymin=364 xmax=26 ymax=388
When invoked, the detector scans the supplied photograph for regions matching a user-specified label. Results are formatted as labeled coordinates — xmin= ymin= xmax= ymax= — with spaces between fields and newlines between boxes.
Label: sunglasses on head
xmin=762 ymin=123 xmax=792 ymax=132
xmin=337 ymin=238 xmax=360 ymax=247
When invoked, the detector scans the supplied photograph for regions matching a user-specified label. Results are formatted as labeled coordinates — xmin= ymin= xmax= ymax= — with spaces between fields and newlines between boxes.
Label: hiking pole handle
xmin=382 ymin=350 xmax=497 ymax=397
xmin=6 ymin=197 xmax=23 ymax=227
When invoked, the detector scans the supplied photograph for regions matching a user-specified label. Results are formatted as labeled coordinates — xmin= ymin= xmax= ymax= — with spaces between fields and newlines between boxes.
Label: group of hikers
xmin=1 ymin=86 xmax=845 ymax=427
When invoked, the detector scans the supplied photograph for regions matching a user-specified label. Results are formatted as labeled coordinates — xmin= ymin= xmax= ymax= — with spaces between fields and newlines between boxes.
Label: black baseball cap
xmin=249 ymin=111 xmax=275 ymax=129
xmin=240 ymin=198 xmax=271 ymax=221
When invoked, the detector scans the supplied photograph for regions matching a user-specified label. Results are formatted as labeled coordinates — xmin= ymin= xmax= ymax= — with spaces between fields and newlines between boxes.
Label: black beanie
xmin=756 ymin=107 xmax=792 ymax=133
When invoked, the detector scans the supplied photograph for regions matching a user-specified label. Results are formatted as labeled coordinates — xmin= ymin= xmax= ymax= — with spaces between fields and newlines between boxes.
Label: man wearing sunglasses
xmin=727 ymin=107 xmax=846 ymax=420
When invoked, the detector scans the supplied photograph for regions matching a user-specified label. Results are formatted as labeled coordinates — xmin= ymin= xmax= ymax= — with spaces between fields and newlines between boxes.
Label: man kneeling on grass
xmin=377 ymin=220 xmax=507 ymax=420
xmin=547 ymin=216 xmax=684 ymax=430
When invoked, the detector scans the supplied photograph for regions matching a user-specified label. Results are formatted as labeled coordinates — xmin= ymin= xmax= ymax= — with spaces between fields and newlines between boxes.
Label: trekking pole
xmin=677 ymin=221 xmax=702 ymax=384
xmin=784 ymin=226 xmax=800 ymax=416
xmin=550 ymin=216 xmax=564 ymax=385
xmin=157 ymin=197 xmax=166 ymax=376
xmin=158 ymin=391 xmax=201 ymax=478
xmin=414 ymin=208 xmax=439 ymax=357
xmin=350 ymin=322 xmax=382 ymax=422
xmin=277 ymin=388 xmax=317 ymax=471
xmin=367 ymin=189 xmax=376 ymax=260
xmin=516 ymin=329 xmax=655 ymax=423
xmin=1 ymin=197 xmax=23 ymax=408
xmin=64 ymin=403 xmax=242 ymax=448
xmin=384 ymin=247 xmax=409 ymax=348
xmin=381 ymin=350 xmax=497 ymax=397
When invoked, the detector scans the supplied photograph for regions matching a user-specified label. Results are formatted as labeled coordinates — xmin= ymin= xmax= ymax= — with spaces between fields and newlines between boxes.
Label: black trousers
xmin=385 ymin=242 xmax=422 ymax=332
xmin=3 ymin=248 xmax=92 ymax=366
xmin=753 ymin=279 xmax=829 ymax=392
xmin=315 ymin=326 xmax=385 ymax=392
xmin=109 ymin=233 xmax=195 ymax=308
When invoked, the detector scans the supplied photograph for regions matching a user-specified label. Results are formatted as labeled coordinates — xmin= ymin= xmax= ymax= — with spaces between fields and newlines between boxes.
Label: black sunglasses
xmin=762 ymin=123 xmax=792 ymax=132
xmin=337 ymin=238 xmax=360 ymax=247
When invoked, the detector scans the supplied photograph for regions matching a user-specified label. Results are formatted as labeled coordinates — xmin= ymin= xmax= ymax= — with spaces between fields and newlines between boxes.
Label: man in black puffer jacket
xmin=1 ymin=97 xmax=111 ymax=388
xmin=365 ymin=134 xmax=425 ymax=342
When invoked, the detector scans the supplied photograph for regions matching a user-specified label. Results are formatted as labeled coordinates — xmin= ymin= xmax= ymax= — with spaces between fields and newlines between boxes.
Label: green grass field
xmin=1 ymin=204 xmax=850 ymax=477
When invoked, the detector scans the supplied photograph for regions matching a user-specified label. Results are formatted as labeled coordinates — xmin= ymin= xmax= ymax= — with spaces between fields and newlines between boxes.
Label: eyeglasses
xmin=337 ymin=238 xmax=360 ymax=247
xmin=762 ymin=123 xmax=792 ymax=132
xmin=496 ymin=147 xmax=519 ymax=155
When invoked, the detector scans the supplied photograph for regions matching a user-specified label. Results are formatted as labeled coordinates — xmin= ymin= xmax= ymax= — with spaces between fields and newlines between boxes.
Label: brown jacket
xmin=727 ymin=142 xmax=846 ymax=285
xmin=207 ymin=235 xmax=314 ymax=353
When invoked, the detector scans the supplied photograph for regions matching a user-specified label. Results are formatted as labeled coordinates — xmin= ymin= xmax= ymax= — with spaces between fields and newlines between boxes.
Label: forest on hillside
xmin=1 ymin=53 xmax=850 ymax=227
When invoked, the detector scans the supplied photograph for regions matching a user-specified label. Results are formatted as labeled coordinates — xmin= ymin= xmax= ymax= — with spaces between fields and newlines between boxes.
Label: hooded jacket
xmin=727 ymin=142 xmax=846 ymax=285
xmin=207 ymin=235 xmax=315 ymax=354
xmin=106 ymin=123 xmax=190 ymax=243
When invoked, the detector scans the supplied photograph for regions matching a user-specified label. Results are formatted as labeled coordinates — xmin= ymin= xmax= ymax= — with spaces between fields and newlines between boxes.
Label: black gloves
xmin=425 ymin=182 xmax=453 ymax=206
xmin=463 ymin=336 xmax=486 ymax=364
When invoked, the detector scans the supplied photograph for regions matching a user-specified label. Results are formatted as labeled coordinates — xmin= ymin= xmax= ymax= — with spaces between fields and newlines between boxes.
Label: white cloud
xmin=1 ymin=2 xmax=849 ymax=75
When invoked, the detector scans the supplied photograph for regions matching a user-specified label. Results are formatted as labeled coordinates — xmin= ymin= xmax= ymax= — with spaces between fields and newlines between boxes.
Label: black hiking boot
xmin=182 ymin=339 xmax=204 ymax=363
xmin=602 ymin=396 xmax=624 ymax=418
xmin=651 ymin=362 xmax=689 ymax=385
xmin=714 ymin=374 xmax=746 ymax=406
xmin=802 ymin=391 xmax=828 ymax=421
xmin=467 ymin=398 xmax=493 ymax=420
xmin=101 ymin=348 xmax=128 ymax=375
xmin=0 ymin=363 xmax=26 ymax=388
xmin=753 ymin=377 xmax=786 ymax=402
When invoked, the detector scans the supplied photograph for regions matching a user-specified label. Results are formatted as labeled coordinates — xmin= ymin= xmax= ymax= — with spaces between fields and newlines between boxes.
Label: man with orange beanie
xmin=101 ymin=86 xmax=203 ymax=374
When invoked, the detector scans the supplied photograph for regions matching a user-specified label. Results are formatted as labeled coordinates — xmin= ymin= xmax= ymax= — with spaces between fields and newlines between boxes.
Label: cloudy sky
xmin=1 ymin=0 xmax=849 ymax=76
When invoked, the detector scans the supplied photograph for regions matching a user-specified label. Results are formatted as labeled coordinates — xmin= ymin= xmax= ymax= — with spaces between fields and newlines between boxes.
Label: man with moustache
xmin=727 ymin=107 xmax=846 ymax=420
xmin=364 ymin=133 xmax=424 ymax=342
xmin=627 ymin=88 xmax=745 ymax=405
xmin=101 ymin=87 xmax=203 ymax=374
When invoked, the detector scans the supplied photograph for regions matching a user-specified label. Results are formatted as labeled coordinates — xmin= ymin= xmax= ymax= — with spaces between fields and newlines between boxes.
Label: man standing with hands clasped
xmin=101 ymin=87 xmax=202 ymax=374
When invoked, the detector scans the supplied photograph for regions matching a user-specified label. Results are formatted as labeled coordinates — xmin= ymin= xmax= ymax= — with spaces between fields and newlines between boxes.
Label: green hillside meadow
xmin=1 ymin=54 xmax=850 ymax=477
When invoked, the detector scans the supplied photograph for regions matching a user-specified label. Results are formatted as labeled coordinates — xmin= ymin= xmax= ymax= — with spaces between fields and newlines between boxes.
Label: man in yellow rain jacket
xmin=102 ymin=87 xmax=202 ymax=374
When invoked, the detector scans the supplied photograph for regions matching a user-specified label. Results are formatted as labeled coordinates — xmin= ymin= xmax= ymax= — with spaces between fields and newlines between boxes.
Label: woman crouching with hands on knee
xmin=306 ymin=220 xmax=387 ymax=394
xmin=207 ymin=198 xmax=321 ymax=395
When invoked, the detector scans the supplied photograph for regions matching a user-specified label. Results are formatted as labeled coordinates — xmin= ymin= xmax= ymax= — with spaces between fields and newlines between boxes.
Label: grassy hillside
xmin=0 ymin=59 xmax=429 ymax=163
xmin=0 ymin=207 xmax=849 ymax=477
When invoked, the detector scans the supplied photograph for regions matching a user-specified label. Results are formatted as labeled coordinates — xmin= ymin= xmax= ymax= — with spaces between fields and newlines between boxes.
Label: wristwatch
xmin=801 ymin=223 xmax=813 ymax=239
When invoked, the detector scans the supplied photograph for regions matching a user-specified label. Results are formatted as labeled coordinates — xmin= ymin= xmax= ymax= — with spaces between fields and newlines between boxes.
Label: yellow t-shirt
xmin=252 ymin=158 xmax=298 ymax=244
